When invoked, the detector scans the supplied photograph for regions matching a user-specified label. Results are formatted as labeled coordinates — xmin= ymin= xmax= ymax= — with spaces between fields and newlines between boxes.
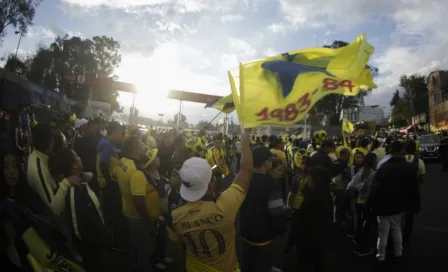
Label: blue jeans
xmin=128 ymin=219 xmax=156 ymax=272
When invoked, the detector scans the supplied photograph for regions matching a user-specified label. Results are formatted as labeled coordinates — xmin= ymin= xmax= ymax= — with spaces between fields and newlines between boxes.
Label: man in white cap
xmin=170 ymin=130 xmax=252 ymax=272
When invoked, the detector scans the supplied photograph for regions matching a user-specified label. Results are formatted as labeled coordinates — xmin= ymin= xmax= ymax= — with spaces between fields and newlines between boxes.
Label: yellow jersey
xmin=405 ymin=154 xmax=426 ymax=176
xmin=114 ymin=158 xmax=140 ymax=219
xmin=130 ymin=170 xmax=161 ymax=220
xmin=206 ymin=146 xmax=229 ymax=176
xmin=171 ymin=184 xmax=245 ymax=272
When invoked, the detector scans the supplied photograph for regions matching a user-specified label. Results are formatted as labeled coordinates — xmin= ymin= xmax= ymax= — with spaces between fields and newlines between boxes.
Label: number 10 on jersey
xmin=183 ymin=229 xmax=226 ymax=258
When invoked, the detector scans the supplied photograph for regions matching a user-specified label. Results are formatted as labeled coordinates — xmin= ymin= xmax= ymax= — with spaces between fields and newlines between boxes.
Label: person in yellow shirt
xmin=170 ymin=131 xmax=252 ymax=272
xmin=206 ymin=135 xmax=229 ymax=177
xmin=270 ymin=137 xmax=287 ymax=168
xmin=115 ymin=136 xmax=156 ymax=272
xmin=145 ymin=127 xmax=158 ymax=149
xmin=413 ymin=135 xmax=421 ymax=151
xmin=353 ymin=137 xmax=370 ymax=157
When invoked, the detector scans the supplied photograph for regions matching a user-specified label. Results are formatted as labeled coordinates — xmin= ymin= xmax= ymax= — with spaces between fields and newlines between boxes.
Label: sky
xmin=1 ymin=0 xmax=447 ymax=124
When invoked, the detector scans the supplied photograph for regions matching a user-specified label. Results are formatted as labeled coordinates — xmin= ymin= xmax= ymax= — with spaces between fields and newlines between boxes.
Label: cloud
xmin=61 ymin=0 xmax=246 ymax=13
xmin=26 ymin=26 xmax=57 ymax=39
xmin=61 ymin=0 xmax=173 ymax=8
xmin=263 ymin=47 xmax=279 ymax=57
xmin=278 ymin=0 xmax=448 ymax=106
xmin=220 ymin=53 xmax=239 ymax=70
xmin=220 ymin=14 xmax=243 ymax=22
xmin=324 ymin=30 xmax=334 ymax=37
xmin=267 ymin=22 xmax=287 ymax=34
xmin=367 ymin=1 xmax=448 ymax=105
xmin=228 ymin=37 xmax=257 ymax=59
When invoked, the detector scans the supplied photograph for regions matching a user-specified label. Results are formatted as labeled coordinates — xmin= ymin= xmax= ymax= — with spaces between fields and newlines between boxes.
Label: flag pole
xmin=207 ymin=111 xmax=223 ymax=127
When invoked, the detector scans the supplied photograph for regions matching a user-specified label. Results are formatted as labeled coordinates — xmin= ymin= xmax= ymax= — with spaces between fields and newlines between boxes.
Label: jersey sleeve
xmin=130 ymin=171 xmax=148 ymax=197
xmin=216 ymin=184 xmax=246 ymax=217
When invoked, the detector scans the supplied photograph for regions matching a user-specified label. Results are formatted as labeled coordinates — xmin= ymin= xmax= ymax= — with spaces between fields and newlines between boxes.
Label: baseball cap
xmin=74 ymin=118 xmax=88 ymax=129
xmin=253 ymin=146 xmax=276 ymax=167
xmin=179 ymin=157 xmax=213 ymax=202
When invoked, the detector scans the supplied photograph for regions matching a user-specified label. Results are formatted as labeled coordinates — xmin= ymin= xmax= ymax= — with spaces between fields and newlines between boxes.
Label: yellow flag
xmin=342 ymin=119 xmax=354 ymax=133
xmin=205 ymin=94 xmax=235 ymax=114
xmin=232 ymin=33 xmax=376 ymax=128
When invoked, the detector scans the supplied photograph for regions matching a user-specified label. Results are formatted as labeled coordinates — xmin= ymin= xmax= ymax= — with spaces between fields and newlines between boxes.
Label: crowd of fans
xmin=1 ymin=109 xmax=448 ymax=272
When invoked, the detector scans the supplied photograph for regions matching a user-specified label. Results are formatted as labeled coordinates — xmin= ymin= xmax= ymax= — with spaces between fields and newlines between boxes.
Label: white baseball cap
xmin=179 ymin=157 xmax=213 ymax=202
xmin=74 ymin=118 xmax=88 ymax=129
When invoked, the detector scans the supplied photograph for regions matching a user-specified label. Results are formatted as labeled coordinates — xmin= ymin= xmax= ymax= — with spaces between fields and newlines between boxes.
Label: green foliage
xmin=0 ymin=0 xmax=42 ymax=44
xmin=7 ymin=34 xmax=123 ymax=111
xmin=399 ymin=75 xmax=428 ymax=115
xmin=390 ymin=90 xmax=400 ymax=107
xmin=172 ymin=113 xmax=188 ymax=129
xmin=4 ymin=53 xmax=29 ymax=75
xmin=389 ymin=74 xmax=428 ymax=126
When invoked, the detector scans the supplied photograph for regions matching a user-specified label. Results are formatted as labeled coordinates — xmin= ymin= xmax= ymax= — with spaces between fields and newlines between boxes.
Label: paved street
xmin=108 ymin=162 xmax=448 ymax=272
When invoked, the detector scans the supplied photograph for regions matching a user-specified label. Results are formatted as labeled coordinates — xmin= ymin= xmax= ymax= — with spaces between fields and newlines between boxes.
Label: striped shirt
xmin=27 ymin=150 xmax=70 ymax=216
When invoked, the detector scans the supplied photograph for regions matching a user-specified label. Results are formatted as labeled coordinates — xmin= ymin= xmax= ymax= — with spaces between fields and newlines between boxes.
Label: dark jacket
xmin=240 ymin=173 xmax=286 ymax=244
xmin=75 ymin=132 xmax=103 ymax=173
xmin=293 ymin=188 xmax=334 ymax=247
xmin=309 ymin=149 xmax=335 ymax=176
xmin=367 ymin=156 xmax=419 ymax=216
xmin=65 ymin=184 xmax=112 ymax=249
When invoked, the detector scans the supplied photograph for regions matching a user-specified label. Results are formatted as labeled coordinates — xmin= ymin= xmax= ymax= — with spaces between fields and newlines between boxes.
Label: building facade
xmin=427 ymin=70 xmax=448 ymax=131
xmin=341 ymin=106 xmax=385 ymax=125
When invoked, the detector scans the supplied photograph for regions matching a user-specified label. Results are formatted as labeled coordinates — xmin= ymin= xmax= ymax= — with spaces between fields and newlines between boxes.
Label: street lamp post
xmin=14 ymin=31 xmax=24 ymax=61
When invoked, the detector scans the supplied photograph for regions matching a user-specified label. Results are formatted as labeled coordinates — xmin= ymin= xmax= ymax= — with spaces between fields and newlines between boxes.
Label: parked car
xmin=418 ymin=134 xmax=441 ymax=160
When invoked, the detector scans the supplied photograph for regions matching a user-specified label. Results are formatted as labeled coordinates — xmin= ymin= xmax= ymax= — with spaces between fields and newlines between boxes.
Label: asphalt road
xmin=108 ymin=161 xmax=448 ymax=272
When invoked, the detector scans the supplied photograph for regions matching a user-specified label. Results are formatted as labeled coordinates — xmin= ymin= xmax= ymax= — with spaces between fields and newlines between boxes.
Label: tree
xmin=3 ymin=53 xmax=29 ymax=75
xmin=196 ymin=120 xmax=210 ymax=129
xmin=390 ymin=90 xmax=400 ymax=107
xmin=21 ymin=34 xmax=122 ymax=109
xmin=173 ymin=113 xmax=188 ymax=129
xmin=90 ymin=36 xmax=122 ymax=112
xmin=174 ymin=113 xmax=187 ymax=123
xmin=314 ymin=40 xmax=379 ymax=125
xmin=391 ymin=97 xmax=411 ymax=125
xmin=399 ymin=75 xmax=428 ymax=115
xmin=0 ymin=0 xmax=42 ymax=44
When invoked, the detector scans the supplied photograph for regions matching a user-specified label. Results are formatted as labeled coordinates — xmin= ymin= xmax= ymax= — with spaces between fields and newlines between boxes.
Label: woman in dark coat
xmin=294 ymin=165 xmax=334 ymax=272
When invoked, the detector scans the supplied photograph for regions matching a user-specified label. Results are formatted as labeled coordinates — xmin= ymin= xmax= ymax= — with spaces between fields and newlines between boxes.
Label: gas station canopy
xmin=167 ymin=90 xmax=224 ymax=104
